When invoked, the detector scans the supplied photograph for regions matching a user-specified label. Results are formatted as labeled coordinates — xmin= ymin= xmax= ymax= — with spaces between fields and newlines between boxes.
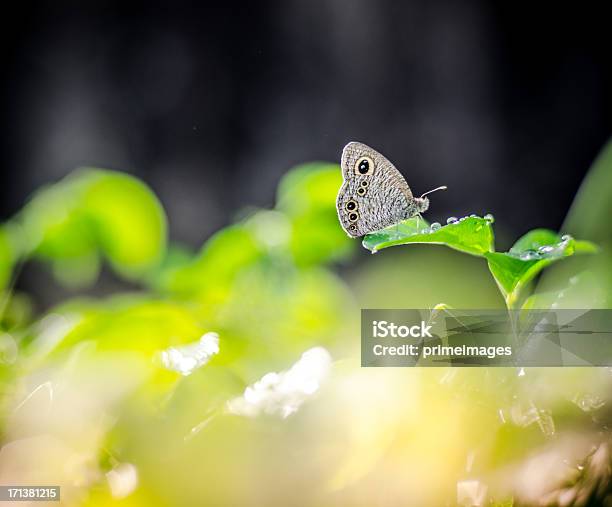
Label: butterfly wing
xmin=337 ymin=141 xmax=420 ymax=237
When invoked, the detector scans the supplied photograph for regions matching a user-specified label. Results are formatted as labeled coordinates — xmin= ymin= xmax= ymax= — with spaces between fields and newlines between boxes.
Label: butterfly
xmin=336 ymin=141 xmax=446 ymax=237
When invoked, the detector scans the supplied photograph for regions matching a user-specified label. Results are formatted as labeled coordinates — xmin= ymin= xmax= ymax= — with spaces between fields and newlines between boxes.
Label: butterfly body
xmin=336 ymin=142 xmax=430 ymax=237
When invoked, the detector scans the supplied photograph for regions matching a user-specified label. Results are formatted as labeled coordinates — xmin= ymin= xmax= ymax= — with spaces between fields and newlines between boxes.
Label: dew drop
xmin=446 ymin=216 xmax=458 ymax=224
xmin=429 ymin=222 xmax=441 ymax=232
xmin=520 ymin=250 xmax=539 ymax=261
xmin=469 ymin=214 xmax=477 ymax=218
xmin=538 ymin=245 xmax=554 ymax=254
xmin=561 ymin=234 xmax=572 ymax=242
xmin=484 ymin=213 xmax=495 ymax=223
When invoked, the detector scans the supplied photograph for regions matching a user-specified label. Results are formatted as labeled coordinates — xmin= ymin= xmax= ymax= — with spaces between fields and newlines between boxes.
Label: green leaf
xmin=509 ymin=228 xmax=560 ymax=254
xmin=563 ymin=137 xmax=612 ymax=243
xmin=164 ymin=224 xmax=263 ymax=298
xmin=362 ymin=216 xmax=495 ymax=256
xmin=19 ymin=179 xmax=97 ymax=260
xmin=37 ymin=297 xmax=206 ymax=358
xmin=485 ymin=230 xmax=598 ymax=308
xmin=15 ymin=168 xmax=167 ymax=286
xmin=0 ymin=226 xmax=14 ymax=290
xmin=80 ymin=169 xmax=167 ymax=278
xmin=276 ymin=162 xmax=353 ymax=265
xmin=276 ymin=162 xmax=342 ymax=217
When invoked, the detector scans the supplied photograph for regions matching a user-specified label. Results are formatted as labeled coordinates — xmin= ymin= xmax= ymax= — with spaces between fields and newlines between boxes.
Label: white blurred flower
xmin=160 ymin=332 xmax=219 ymax=376
xmin=106 ymin=462 xmax=138 ymax=499
xmin=227 ymin=347 xmax=331 ymax=418
xmin=457 ymin=480 xmax=487 ymax=507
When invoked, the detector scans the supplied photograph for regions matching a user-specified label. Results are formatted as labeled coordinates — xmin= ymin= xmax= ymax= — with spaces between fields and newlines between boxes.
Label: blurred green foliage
xmin=564 ymin=138 xmax=612 ymax=244
xmin=0 ymin=226 xmax=14 ymax=290
xmin=276 ymin=162 xmax=352 ymax=266
xmin=10 ymin=168 xmax=166 ymax=287
xmin=0 ymin=142 xmax=611 ymax=506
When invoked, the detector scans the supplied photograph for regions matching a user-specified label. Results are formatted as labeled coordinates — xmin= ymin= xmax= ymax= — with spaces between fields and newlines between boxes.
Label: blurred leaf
xmin=288 ymin=210 xmax=352 ymax=266
xmin=15 ymin=169 xmax=167 ymax=286
xmin=148 ymin=243 xmax=196 ymax=289
xmin=80 ymin=169 xmax=167 ymax=278
xmin=529 ymin=246 xmax=612 ymax=309
xmin=276 ymin=162 xmax=342 ymax=217
xmin=164 ymin=163 xmax=352 ymax=297
xmin=12 ymin=295 xmax=221 ymax=413
xmin=50 ymin=298 xmax=205 ymax=356
xmin=51 ymin=252 xmax=101 ymax=288
xmin=244 ymin=209 xmax=291 ymax=251
xmin=0 ymin=291 xmax=34 ymax=331
xmin=485 ymin=230 xmax=598 ymax=308
xmin=161 ymin=365 xmax=244 ymax=434
xmin=276 ymin=162 xmax=353 ymax=265
xmin=0 ymin=226 xmax=14 ymax=290
xmin=212 ymin=264 xmax=353 ymax=378
xmin=19 ymin=178 xmax=96 ymax=260
xmin=164 ymin=224 xmax=263 ymax=299
xmin=564 ymin=137 xmax=612 ymax=243
xmin=362 ymin=216 xmax=495 ymax=256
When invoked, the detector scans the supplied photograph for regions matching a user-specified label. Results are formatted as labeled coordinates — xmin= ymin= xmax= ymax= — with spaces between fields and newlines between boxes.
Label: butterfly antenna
xmin=420 ymin=186 xmax=447 ymax=199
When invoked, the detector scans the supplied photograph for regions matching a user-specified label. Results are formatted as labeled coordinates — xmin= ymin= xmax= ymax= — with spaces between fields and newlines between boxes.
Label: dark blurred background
xmin=2 ymin=1 xmax=611 ymax=249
